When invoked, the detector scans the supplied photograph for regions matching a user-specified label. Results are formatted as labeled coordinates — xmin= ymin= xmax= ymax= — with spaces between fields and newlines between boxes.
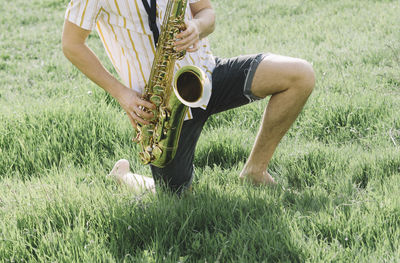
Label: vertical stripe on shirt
xmin=103 ymin=6 xmax=118 ymax=41
xmin=133 ymin=0 xmax=148 ymax=34
xmin=125 ymin=0 xmax=153 ymax=73
xmin=67 ymin=1 xmax=73 ymax=20
xmin=96 ymin=22 xmax=117 ymax=68
xmin=127 ymin=59 xmax=133 ymax=89
xmin=131 ymin=0 xmax=156 ymax=55
xmin=79 ymin=0 xmax=89 ymax=27
xmin=94 ymin=8 xmax=102 ymax=23
xmin=113 ymin=0 xmax=127 ymax=28
xmin=127 ymin=30 xmax=147 ymax=86
xmin=76 ymin=1 xmax=82 ymax=25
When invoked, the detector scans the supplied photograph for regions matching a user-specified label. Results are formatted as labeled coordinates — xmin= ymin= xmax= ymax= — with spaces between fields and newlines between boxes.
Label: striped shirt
xmin=65 ymin=0 xmax=216 ymax=119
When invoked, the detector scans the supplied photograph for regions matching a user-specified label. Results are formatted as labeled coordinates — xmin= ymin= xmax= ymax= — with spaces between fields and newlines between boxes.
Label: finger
xmin=134 ymin=106 xmax=154 ymax=120
xmin=136 ymin=97 xmax=156 ymax=110
xmin=175 ymin=30 xmax=196 ymax=46
xmin=176 ymin=28 xmax=193 ymax=39
xmin=132 ymin=90 xmax=156 ymax=110
xmin=175 ymin=34 xmax=198 ymax=51
xmin=177 ymin=38 xmax=199 ymax=52
xmin=175 ymin=22 xmax=193 ymax=39
xmin=187 ymin=42 xmax=199 ymax=53
xmin=131 ymin=111 xmax=150 ymax=125
xmin=126 ymin=112 xmax=137 ymax=130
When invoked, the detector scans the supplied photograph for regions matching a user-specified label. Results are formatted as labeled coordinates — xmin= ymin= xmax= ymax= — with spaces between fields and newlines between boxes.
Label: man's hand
xmin=62 ymin=21 xmax=155 ymax=131
xmin=174 ymin=0 xmax=215 ymax=53
xmin=115 ymin=86 xmax=156 ymax=130
xmin=174 ymin=20 xmax=201 ymax=52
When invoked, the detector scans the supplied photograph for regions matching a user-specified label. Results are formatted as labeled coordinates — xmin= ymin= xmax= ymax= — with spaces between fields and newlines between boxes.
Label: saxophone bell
xmin=173 ymin=66 xmax=211 ymax=108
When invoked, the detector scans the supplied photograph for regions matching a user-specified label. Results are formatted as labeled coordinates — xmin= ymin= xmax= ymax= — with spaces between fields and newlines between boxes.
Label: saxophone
xmin=134 ymin=0 xmax=210 ymax=168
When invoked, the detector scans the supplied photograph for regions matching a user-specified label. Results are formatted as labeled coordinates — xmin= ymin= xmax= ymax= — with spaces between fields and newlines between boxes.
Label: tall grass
xmin=1 ymin=0 xmax=400 ymax=262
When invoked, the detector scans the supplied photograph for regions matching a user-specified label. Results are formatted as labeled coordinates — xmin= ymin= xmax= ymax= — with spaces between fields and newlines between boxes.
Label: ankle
xmin=241 ymin=163 xmax=268 ymax=176
xmin=239 ymin=169 xmax=276 ymax=186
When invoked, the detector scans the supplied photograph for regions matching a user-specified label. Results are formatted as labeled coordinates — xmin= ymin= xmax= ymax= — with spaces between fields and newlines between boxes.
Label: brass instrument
xmin=134 ymin=0 xmax=210 ymax=168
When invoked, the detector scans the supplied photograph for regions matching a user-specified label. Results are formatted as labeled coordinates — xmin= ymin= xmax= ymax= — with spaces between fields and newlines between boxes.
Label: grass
xmin=1 ymin=0 xmax=400 ymax=262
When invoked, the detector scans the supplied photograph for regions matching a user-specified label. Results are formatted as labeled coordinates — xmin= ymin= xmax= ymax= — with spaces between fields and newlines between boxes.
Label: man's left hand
xmin=174 ymin=20 xmax=200 ymax=53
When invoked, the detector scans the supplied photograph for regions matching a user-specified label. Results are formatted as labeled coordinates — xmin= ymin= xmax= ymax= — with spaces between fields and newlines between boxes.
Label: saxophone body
xmin=135 ymin=0 xmax=210 ymax=168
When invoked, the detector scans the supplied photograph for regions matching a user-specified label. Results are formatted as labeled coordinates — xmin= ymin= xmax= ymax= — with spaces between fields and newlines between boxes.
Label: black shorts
xmin=150 ymin=53 xmax=267 ymax=194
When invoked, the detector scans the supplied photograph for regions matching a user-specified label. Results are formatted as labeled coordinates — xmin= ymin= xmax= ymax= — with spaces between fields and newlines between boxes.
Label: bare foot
xmin=108 ymin=159 xmax=155 ymax=193
xmin=108 ymin=159 xmax=130 ymax=179
xmin=239 ymin=170 xmax=277 ymax=186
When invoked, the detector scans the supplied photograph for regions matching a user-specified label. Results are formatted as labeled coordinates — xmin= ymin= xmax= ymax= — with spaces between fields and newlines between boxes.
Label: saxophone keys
xmin=153 ymin=85 xmax=164 ymax=95
xmin=152 ymin=146 xmax=163 ymax=160
xmin=150 ymin=95 xmax=163 ymax=106
xmin=139 ymin=151 xmax=152 ymax=164
xmin=159 ymin=108 xmax=170 ymax=120
xmin=145 ymin=146 xmax=153 ymax=153
xmin=173 ymin=50 xmax=186 ymax=60
xmin=165 ymin=109 xmax=171 ymax=118
xmin=132 ymin=132 xmax=141 ymax=143
xmin=154 ymin=125 xmax=162 ymax=139
xmin=160 ymin=109 xmax=167 ymax=118
xmin=164 ymin=120 xmax=171 ymax=130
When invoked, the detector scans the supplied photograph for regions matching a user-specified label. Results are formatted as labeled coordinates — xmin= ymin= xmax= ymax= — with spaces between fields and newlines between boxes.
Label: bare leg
xmin=239 ymin=54 xmax=315 ymax=185
xmin=109 ymin=159 xmax=156 ymax=193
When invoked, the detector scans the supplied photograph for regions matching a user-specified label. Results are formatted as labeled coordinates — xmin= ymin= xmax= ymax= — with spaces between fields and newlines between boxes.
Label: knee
xmin=251 ymin=55 xmax=315 ymax=98
xmin=291 ymin=59 xmax=315 ymax=95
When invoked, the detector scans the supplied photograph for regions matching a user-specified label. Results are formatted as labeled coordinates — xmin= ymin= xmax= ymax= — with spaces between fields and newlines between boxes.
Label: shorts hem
xmin=243 ymin=53 xmax=269 ymax=102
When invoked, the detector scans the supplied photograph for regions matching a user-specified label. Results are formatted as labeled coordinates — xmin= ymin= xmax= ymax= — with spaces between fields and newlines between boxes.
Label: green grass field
xmin=1 ymin=0 xmax=400 ymax=262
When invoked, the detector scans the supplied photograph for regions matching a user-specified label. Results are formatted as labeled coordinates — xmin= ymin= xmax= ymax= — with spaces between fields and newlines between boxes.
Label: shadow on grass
xmin=92 ymin=187 xmax=305 ymax=262
xmin=194 ymin=138 xmax=249 ymax=170
xmin=14 ymin=185 xmax=308 ymax=262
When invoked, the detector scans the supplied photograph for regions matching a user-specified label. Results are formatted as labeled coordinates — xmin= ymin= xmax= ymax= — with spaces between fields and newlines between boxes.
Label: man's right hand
xmin=115 ymin=85 xmax=156 ymax=130
xmin=62 ymin=21 xmax=156 ymax=131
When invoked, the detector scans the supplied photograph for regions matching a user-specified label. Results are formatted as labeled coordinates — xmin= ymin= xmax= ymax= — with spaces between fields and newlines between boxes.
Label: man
xmin=62 ymin=0 xmax=315 ymax=194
